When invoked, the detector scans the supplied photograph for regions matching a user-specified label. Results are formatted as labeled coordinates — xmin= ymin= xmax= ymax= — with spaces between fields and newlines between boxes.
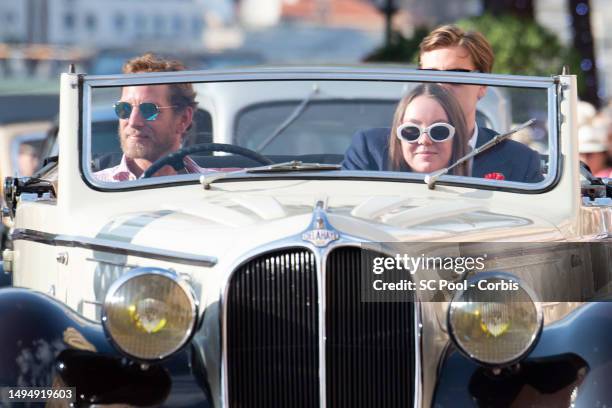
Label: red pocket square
xmin=484 ymin=172 xmax=505 ymax=180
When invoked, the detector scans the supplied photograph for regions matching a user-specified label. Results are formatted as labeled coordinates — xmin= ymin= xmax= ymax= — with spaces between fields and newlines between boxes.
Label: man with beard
xmin=94 ymin=53 xmax=199 ymax=181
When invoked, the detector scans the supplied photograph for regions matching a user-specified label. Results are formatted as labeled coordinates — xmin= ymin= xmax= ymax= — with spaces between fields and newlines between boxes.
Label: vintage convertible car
xmin=0 ymin=66 xmax=611 ymax=407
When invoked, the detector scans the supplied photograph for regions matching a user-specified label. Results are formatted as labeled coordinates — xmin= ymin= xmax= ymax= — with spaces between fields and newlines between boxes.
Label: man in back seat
xmin=342 ymin=25 xmax=543 ymax=183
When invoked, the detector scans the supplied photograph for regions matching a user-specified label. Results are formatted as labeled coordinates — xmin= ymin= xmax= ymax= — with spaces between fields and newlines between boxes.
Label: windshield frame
xmin=80 ymin=67 xmax=559 ymax=193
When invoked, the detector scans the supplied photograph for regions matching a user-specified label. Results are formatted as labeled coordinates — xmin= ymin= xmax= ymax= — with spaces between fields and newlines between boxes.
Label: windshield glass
xmin=83 ymin=71 xmax=556 ymax=188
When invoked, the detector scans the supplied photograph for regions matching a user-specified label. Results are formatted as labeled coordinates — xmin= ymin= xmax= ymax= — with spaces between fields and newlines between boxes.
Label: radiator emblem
xmin=302 ymin=201 xmax=339 ymax=247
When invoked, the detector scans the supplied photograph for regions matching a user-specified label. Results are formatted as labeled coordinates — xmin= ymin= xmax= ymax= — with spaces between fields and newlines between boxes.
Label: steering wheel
xmin=143 ymin=143 xmax=274 ymax=178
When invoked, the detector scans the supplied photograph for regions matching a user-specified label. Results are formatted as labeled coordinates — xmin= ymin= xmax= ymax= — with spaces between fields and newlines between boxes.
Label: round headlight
xmin=448 ymin=274 xmax=542 ymax=366
xmin=102 ymin=268 xmax=198 ymax=361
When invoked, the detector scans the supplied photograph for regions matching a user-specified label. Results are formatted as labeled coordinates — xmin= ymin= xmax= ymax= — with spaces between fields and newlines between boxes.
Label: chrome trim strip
xmin=11 ymin=229 xmax=217 ymax=267
xmin=83 ymin=66 xmax=554 ymax=88
xmin=549 ymin=81 xmax=560 ymax=184
xmin=85 ymin=257 xmax=140 ymax=268
xmin=316 ymin=246 xmax=327 ymax=408
xmin=84 ymin=169 xmax=556 ymax=193
xmin=414 ymin=301 xmax=423 ymax=408
xmin=82 ymin=82 xmax=94 ymax=181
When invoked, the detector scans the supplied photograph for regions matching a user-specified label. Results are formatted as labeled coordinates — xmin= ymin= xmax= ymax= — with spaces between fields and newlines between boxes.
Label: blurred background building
xmin=0 ymin=0 xmax=204 ymax=48
xmin=0 ymin=0 xmax=611 ymax=102
xmin=401 ymin=0 xmax=480 ymax=27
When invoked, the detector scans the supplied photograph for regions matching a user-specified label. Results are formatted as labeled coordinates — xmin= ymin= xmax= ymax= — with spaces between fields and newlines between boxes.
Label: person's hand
xmin=150 ymin=164 xmax=180 ymax=177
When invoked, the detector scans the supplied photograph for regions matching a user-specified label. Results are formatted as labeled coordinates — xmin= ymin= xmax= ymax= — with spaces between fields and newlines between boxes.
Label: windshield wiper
xmin=254 ymin=84 xmax=320 ymax=152
xmin=246 ymin=160 xmax=341 ymax=173
xmin=424 ymin=119 xmax=536 ymax=190
xmin=199 ymin=169 xmax=243 ymax=190
xmin=199 ymin=161 xmax=340 ymax=190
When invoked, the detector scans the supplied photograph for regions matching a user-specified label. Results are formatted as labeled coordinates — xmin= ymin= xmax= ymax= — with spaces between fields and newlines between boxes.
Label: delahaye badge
xmin=301 ymin=201 xmax=340 ymax=247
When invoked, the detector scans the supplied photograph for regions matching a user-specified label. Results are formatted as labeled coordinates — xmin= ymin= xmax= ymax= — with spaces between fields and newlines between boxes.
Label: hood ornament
xmin=302 ymin=200 xmax=340 ymax=247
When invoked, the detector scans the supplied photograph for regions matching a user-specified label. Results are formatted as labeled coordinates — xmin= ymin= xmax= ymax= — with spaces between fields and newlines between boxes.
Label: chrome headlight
xmin=448 ymin=274 xmax=542 ymax=366
xmin=102 ymin=267 xmax=198 ymax=361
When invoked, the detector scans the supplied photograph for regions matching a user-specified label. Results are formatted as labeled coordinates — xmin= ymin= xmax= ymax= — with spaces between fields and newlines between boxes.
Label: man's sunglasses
xmin=396 ymin=122 xmax=456 ymax=143
xmin=418 ymin=68 xmax=480 ymax=73
xmin=113 ymin=101 xmax=177 ymax=121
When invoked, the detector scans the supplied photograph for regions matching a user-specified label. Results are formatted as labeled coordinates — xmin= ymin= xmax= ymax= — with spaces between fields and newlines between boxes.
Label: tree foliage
xmin=362 ymin=27 xmax=429 ymax=64
xmin=456 ymin=13 xmax=577 ymax=77
xmin=482 ymin=0 xmax=534 ymax=18
xmin=363 ymin=13 xmax=583 ymax=93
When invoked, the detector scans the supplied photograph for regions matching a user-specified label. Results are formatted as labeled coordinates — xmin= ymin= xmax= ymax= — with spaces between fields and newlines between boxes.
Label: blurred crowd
xmin=578 ymin=100 xmax=612 ymax=178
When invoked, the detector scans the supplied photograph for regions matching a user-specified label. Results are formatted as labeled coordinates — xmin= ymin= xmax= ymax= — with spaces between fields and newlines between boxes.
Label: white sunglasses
xmin=396 ymin=122 xmax=456 ymax=143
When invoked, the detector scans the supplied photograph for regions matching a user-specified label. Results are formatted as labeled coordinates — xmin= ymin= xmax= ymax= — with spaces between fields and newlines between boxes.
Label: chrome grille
xmin=225 ymin=246 xmax=415 ymax=407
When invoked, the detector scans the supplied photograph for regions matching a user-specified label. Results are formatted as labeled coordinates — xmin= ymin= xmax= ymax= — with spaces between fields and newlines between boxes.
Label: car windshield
xmin=82 ymin=69 xmax=557 ymax=189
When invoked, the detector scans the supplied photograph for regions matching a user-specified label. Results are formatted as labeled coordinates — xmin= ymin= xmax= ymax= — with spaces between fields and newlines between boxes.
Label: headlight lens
xmin=448 ymin=275 xmax=542 ymax=366
xmin=102 ymin=268 xmax=198 ymax=361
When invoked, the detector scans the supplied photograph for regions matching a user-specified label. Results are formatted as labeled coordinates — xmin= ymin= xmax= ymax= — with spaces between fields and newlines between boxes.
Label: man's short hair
xmin=418 ymin=25 xmax=494 ymax=74
xmin=123 ymin=52 xmax=197 ymax=110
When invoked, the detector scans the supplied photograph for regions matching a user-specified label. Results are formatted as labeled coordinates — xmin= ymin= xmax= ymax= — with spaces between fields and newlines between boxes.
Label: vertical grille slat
xmin=226 ymin=248 xmax=319 ymax=408
xmin=326 ymin=247 xmax=415 ymax=408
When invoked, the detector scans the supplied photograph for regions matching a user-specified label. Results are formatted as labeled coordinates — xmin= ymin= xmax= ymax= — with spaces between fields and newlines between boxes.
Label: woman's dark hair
xmin=388 ymin=83 xmax=470 ymax=175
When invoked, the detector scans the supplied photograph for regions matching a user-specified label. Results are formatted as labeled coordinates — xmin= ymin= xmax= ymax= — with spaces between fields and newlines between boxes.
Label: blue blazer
xmin=341 ymin=127 xmax=543 ymax=183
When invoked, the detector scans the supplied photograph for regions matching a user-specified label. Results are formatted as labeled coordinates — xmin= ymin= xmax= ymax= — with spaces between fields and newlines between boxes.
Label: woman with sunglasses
xmin=342 ymin=81 xmax=544 ymax=182
xmin=389 ymin=83 xmax=469 ymax=175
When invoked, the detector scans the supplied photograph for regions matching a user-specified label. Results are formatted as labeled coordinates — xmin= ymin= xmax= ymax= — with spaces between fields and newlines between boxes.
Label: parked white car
xmin=0 ymin=67 xmax=611 ymax=407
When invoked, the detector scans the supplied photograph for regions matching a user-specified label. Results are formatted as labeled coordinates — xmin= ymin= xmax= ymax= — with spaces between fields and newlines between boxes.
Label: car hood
xmin=92 ymin=181 xmax=565 ymax=262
